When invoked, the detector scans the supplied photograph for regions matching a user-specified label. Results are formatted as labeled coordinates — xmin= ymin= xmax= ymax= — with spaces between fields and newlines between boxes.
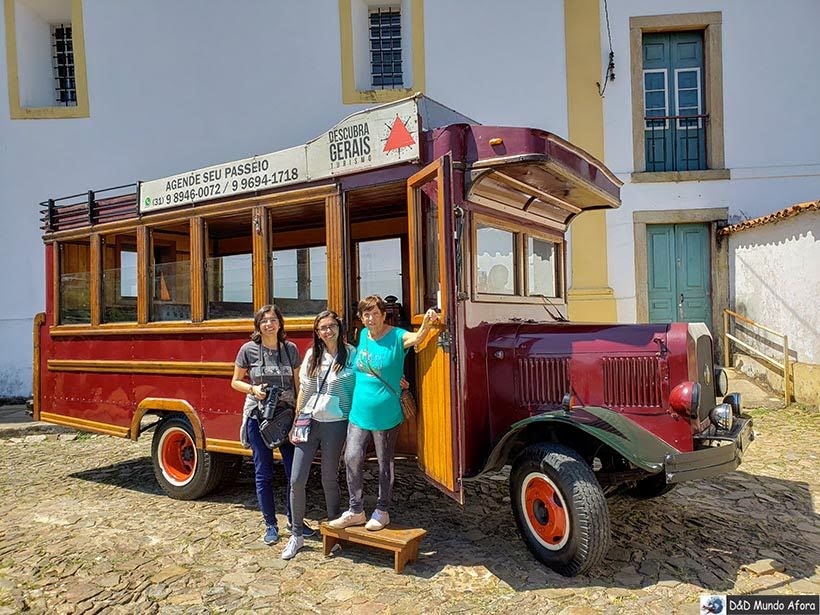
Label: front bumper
xmin=664 ymin=414 xmax=755 ymax=484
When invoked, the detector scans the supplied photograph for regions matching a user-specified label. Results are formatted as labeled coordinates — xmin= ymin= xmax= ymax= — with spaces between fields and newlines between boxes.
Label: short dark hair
xmin=358 ymin=295 xmax=387 ymax=317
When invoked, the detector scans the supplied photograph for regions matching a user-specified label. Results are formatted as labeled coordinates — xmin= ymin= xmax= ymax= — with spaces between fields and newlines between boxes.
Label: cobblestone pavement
xmin=1 ymin=406 xmax=818 ymax=614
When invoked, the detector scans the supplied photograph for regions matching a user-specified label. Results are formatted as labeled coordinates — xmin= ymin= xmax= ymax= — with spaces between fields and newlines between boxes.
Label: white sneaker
xmin=281 ymin=535 xmax=304 ymax=560
xmin=365 ymin=509 xmax=390 ymax=531
xmin=327 ymin=510 xmax=366 ymax=529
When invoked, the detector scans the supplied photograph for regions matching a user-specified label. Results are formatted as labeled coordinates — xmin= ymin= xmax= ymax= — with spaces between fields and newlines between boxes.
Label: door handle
xmin=678 ymin=293 xmax=684 ymax=308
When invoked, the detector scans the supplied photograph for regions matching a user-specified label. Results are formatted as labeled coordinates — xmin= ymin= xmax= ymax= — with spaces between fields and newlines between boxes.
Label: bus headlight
xmin=709 ymin=403 xmax=734 ymax=431
xmin=714 ymin=367 xmax=728 ymax=397
xmin=670 ymin=381 xmax=701 ymax=418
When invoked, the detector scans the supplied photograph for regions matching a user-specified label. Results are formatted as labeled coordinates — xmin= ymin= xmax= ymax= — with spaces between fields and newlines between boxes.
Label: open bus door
xmin=407 ymin=155 xmax=463 ymax=504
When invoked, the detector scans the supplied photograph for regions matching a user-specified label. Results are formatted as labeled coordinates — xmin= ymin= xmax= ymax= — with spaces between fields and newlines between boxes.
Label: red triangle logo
xmin=383 ymin=115 xmax=416 ymax=152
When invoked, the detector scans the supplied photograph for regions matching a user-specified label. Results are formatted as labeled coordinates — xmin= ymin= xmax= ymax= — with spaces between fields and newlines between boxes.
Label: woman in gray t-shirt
xmin=231 ymin=304 xmax=300 ymax=546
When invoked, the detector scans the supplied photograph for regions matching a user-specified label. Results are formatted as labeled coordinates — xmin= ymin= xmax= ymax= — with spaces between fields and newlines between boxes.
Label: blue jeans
xmin=247 ymin=416 xmax=294 ymax=528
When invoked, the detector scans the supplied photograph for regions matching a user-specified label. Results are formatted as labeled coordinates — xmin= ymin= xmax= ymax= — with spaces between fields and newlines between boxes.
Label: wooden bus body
xmin=34 ymin=96 xmax=752 ymax=575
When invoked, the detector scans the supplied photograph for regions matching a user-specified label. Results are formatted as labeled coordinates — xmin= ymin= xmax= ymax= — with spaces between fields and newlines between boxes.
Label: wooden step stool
xmin=320 ymin=523 xmax=427 ymax=573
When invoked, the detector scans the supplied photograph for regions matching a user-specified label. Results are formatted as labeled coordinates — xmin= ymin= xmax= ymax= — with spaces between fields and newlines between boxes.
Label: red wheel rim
xmin=521 ymin=472 xmax=569 ymax=550
xmin=159 ymin=427 xmax=196 ymax=485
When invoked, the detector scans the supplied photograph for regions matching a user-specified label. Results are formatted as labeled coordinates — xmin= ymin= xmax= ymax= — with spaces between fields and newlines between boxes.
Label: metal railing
xmin=723 ymin=308 xmax=792 ymax=407
xmin=644 ymin=113 xmax=708 ymax=172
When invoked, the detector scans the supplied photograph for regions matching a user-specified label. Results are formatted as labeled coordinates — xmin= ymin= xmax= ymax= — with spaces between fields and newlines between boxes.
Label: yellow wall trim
xmin=564 ymin=0 xmax=616 ymax=322
xmin=339 ymin=0 xmax=425 ymax=104
xmin=5 ymin=0 xmax=90 ymax=119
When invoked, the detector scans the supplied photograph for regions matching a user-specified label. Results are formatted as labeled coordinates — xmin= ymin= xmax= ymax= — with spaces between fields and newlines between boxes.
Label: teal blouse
xmin=349 ymin=326 xmax=408 ymax=431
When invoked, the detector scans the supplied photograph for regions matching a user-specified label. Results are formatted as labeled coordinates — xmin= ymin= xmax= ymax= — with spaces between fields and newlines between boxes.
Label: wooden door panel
xmin=647 ymin=225 xmax=676 ymax=322
xmin=415 ymin=339 xmax=454 ymax=491
xmin=407 ymin=157 xmax=462 ymax=502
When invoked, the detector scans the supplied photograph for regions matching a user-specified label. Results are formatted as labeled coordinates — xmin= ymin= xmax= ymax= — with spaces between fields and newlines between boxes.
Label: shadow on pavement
xmin=68 ymin=454 xmax=818 ymax=591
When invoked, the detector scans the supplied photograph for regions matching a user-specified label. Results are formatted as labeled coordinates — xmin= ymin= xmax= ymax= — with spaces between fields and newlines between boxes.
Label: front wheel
xmin=510 ymin=443 xmax=610 ymax=577
xmin=151 ymin=414 xmax=227 ymax=500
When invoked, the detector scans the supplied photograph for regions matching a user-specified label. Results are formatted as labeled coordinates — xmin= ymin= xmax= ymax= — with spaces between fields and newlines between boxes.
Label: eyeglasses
xmin=259 ymin=318 xmax=279 ymax=325
xmin=317 ymin=324 xmax=339 ymax=333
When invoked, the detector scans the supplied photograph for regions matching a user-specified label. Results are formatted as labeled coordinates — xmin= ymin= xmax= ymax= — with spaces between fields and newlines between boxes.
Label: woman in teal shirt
xmin=328 ymin=295 xmax=440 ymax=531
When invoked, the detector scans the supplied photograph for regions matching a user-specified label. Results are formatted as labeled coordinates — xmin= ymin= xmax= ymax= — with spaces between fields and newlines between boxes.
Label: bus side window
xmin=475 ymin=221 xmax=517 ymax=297
xmin=149 ymin=222 xmax=191 ymax=322
xmin=101 ymin=232 xmax=138 ymax=323
xmin=205 ymin=214 xmax=253 ymax=320
xmin=269 ymin=200 xmax=328 ymax=318
xmin=58 ymin=240 xmax=91 ymax=324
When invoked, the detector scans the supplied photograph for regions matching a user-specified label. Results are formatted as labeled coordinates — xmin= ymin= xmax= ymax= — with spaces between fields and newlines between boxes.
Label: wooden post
xmin=783 ymin=335 xmax=791 ymax=407
xmin=723 ymin=309 xmax=730 ymax=368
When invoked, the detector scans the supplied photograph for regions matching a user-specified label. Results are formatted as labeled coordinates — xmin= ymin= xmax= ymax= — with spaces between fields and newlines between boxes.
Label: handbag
xmin=289 ymin=411 xmax=312 ymax=445
xmin=399 ymin=388 xmax=417 ymax=420
xmin=256 ymin=404 xmax=294 ymax=449
xmin=363 ymin=339 xmax=417 ymax=421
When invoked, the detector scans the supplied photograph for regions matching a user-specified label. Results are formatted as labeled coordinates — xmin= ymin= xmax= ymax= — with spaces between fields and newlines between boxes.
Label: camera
xmin=260 ymin=384 xmax=281 ymax=420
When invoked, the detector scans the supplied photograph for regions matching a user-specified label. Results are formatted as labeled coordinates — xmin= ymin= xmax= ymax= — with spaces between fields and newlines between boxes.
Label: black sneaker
xmin=286 ymin=521 xmax=317 ymax=537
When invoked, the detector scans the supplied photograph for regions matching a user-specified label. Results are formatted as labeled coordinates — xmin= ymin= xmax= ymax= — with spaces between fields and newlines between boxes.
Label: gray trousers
xmin=344 ymin=422 xmax=400 ymax=514
xmin=289 ymin=419 xmax=348 ymax=537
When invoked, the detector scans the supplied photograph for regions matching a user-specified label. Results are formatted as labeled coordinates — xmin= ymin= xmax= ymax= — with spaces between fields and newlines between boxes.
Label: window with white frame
xmin=643 ymin=69 xmax=668 ymax=131
xmin=675 ymin=68 xmax=702 ymax=129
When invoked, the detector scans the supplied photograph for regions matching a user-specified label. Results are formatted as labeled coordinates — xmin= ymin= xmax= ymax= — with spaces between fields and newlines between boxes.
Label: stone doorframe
xmin=633 ymin=207 xmax=729 ymax=353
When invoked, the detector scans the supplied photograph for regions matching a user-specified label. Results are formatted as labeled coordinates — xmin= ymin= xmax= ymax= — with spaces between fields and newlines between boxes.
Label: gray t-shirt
xmin=235 ymin=340 xmax=300 ymax=408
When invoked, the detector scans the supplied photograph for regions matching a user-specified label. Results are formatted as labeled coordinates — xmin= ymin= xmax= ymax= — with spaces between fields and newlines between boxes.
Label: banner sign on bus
xmin=139 ymin=98 xmax=420 ymax=213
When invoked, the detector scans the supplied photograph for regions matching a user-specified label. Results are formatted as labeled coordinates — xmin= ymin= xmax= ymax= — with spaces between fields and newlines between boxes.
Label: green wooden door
xmin=647 ymin=223 xmax=711 ymax=324
xmin=643 ymin=31 xmax=706 ymax=171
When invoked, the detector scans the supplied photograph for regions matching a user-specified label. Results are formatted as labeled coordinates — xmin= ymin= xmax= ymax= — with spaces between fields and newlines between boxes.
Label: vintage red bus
xmin=34 ymin=95 xmax=753 ymax=576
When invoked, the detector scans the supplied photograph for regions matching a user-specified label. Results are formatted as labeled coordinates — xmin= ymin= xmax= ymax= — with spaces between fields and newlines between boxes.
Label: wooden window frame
xmin=471 ymin=214 xmax=567 ymax=306
xmin=523 ymin=230 xmax=565 ymax=301
xmin=407 ymin=157 xmax=449 ymax=324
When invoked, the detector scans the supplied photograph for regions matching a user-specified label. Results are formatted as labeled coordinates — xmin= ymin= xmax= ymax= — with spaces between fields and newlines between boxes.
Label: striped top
xmin=296 ymin=344 xmax=356 ymax=422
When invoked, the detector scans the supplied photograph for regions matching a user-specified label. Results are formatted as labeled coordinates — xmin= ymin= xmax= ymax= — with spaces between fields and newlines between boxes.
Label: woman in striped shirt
xmin=282 ymin=310 xmax=356 ymax=560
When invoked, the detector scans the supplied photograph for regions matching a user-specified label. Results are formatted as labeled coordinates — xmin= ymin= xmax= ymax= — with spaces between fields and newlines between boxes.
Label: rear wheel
xmin=510 ymin=443 xmax=610 ymax=577
xmin=151 ymin=414 xmax=226 ymax=500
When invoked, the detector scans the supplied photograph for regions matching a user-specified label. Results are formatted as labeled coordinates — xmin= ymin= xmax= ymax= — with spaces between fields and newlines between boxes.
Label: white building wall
xmin=2 ymin=0 xmax=818 ymax=396
xmin=0 ymin=0 xmax=568 ymax=396
xmin=602 ymin=0 xmax=820 ymax=323
xmin=729 ymin=213 xmax=820 ymax=364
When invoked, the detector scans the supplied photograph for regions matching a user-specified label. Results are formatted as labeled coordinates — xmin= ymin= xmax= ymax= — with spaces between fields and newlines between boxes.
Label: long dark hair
xmin=251 ymin=304 xmax=286 ymax=345
xmin=308 ymin=310 xmax=349 ymax=377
